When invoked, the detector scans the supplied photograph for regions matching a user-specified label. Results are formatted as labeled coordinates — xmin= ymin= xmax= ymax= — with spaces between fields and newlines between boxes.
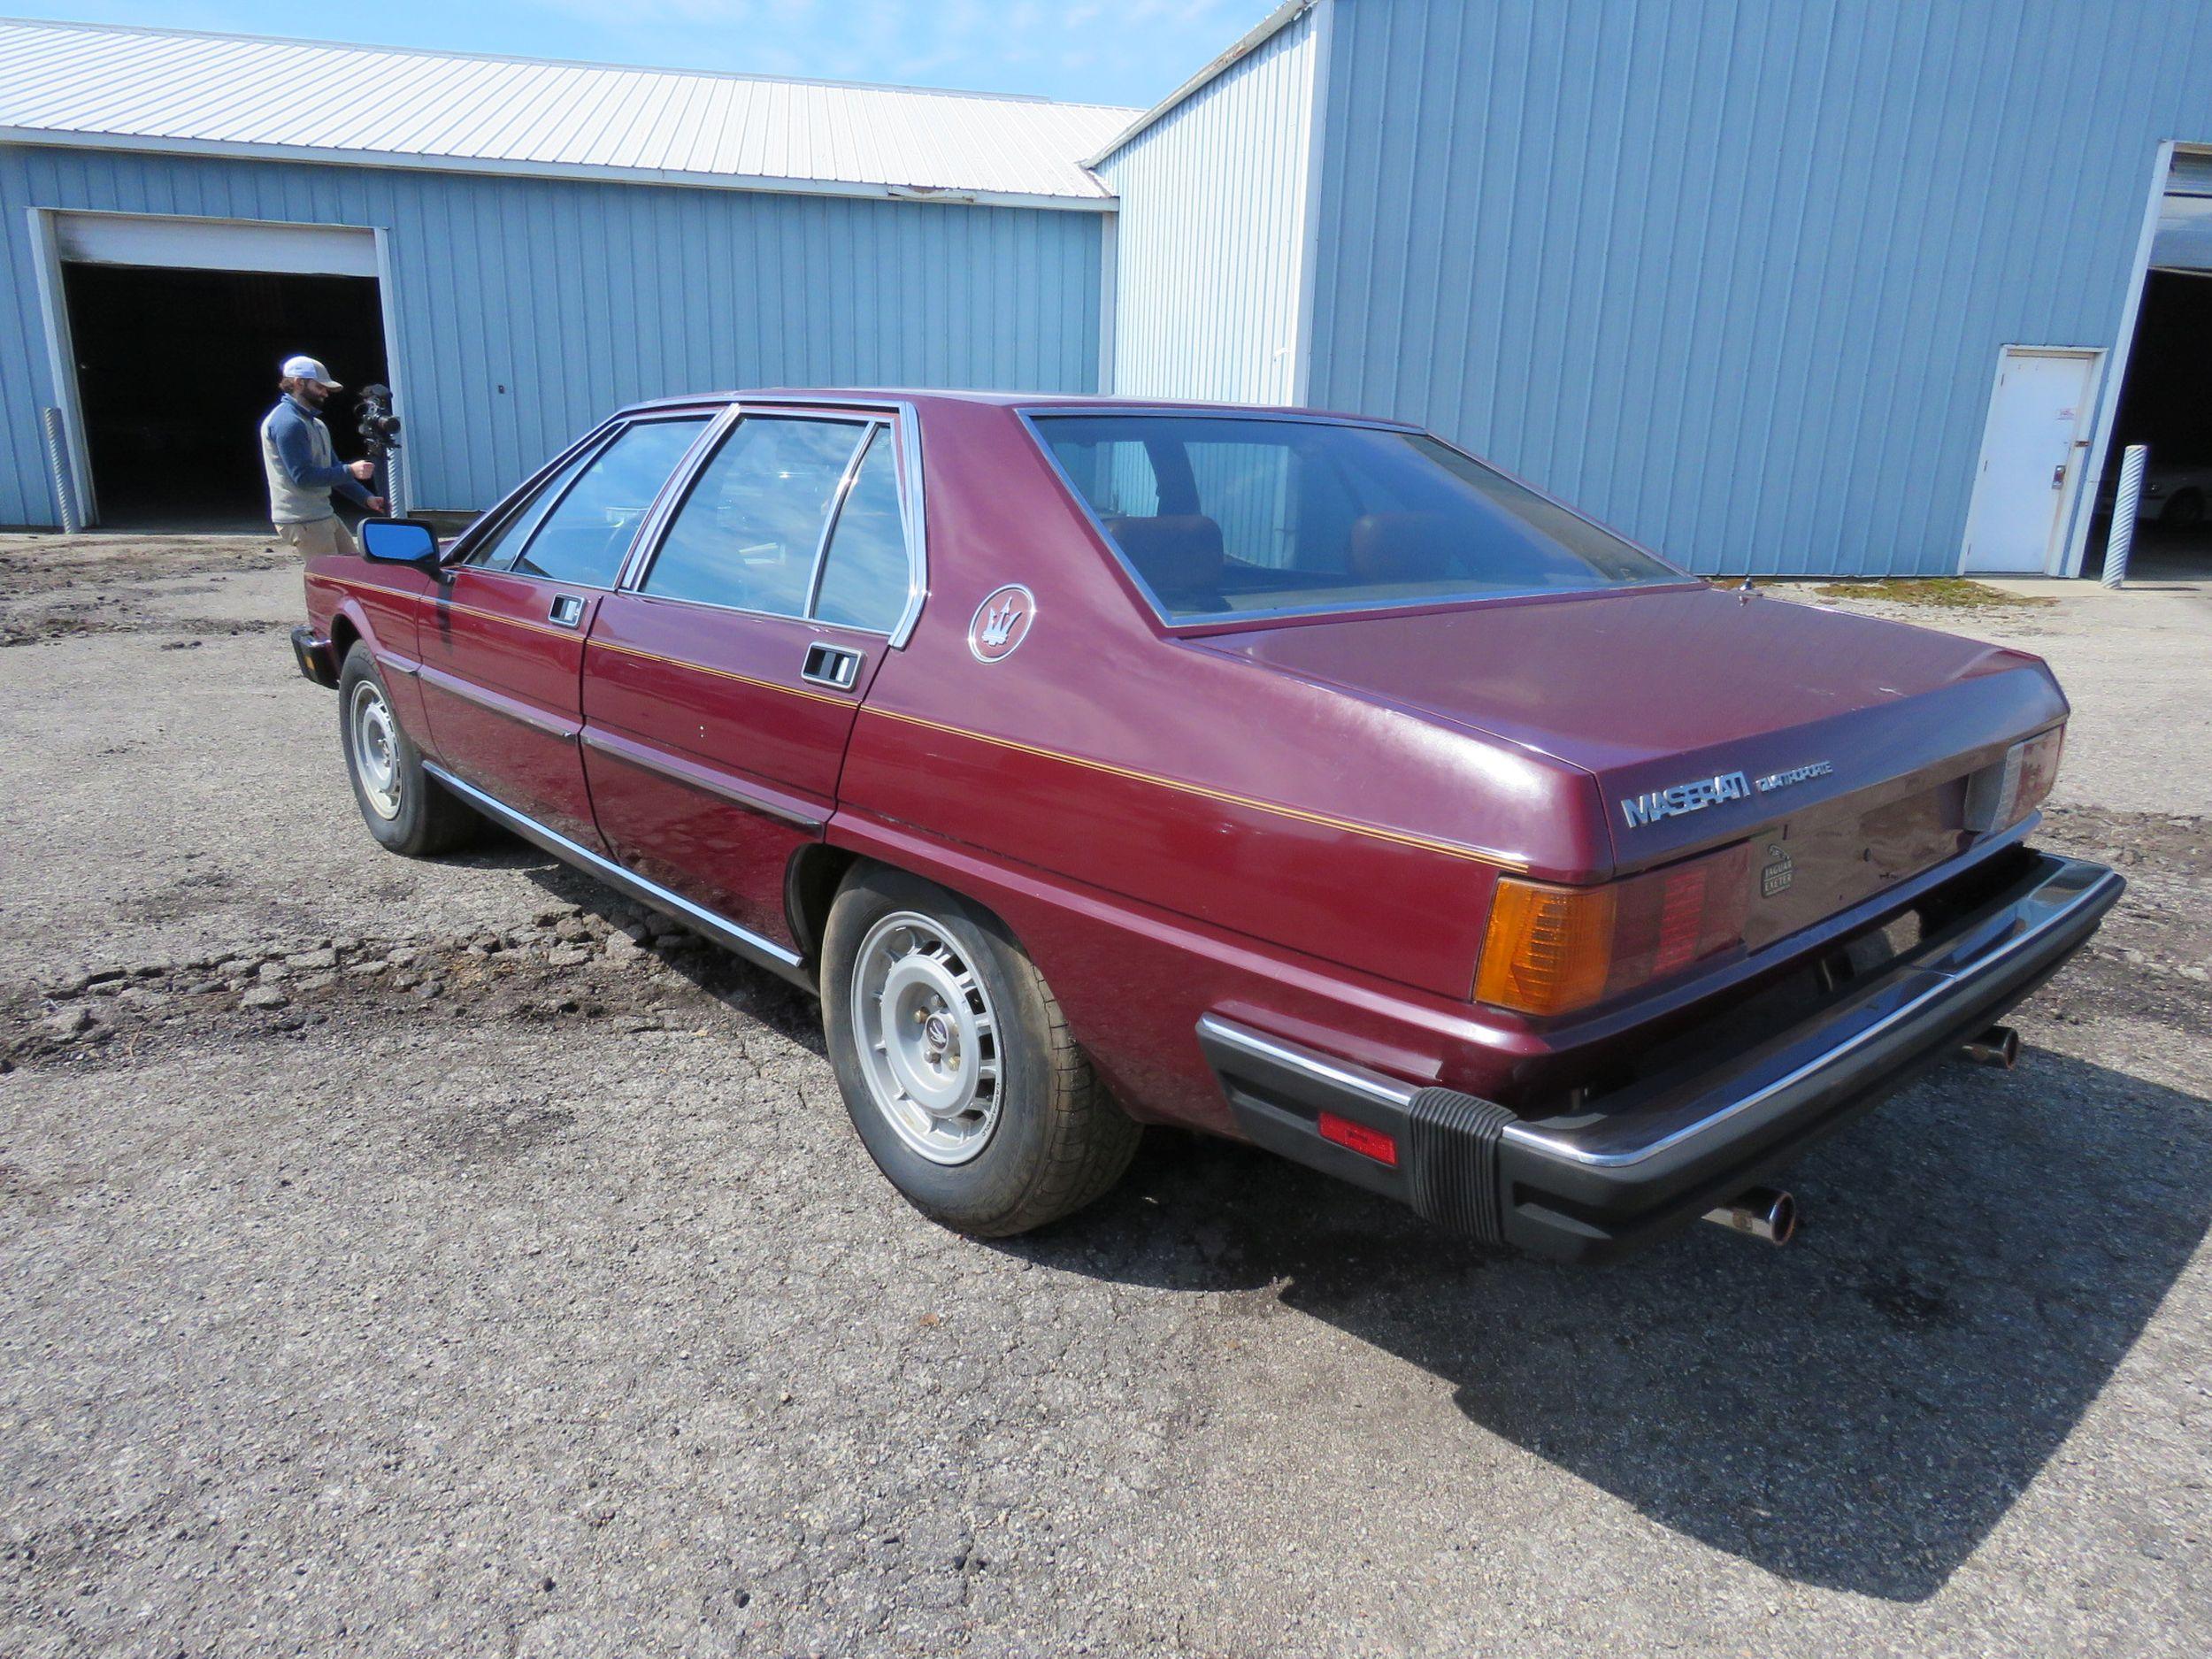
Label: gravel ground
xmin=2 ymin=535 xmax=2208 ymax=1658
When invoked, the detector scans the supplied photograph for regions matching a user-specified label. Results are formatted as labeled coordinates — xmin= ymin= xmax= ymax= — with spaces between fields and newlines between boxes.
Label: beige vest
xmin=260 ymin=402 xmax=340 ymax=525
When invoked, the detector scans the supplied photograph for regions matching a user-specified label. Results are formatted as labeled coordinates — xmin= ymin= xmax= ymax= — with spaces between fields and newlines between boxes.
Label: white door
xmin=1961 ymin=347 xmax=2098 ymax=573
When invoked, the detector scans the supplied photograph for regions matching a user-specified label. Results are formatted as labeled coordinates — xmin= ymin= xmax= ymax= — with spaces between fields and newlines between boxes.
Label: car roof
xmin=612 ymin=388 xmax=1418 ymax=427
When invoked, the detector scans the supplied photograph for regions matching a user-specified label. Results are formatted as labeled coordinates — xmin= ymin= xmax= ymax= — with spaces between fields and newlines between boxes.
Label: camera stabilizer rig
xmin=356 ymin=384 xmax=404 ymax=514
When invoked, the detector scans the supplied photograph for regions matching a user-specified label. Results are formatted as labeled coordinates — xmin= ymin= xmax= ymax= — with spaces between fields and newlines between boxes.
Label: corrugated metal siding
xmin=1093 ymin=9 xmax=1317 ymax=403
xmin=0 ymin=145 xmax=1104 ymax=525
xmin=1308 ymin=0 xmax=2212 ymax=576
xmin=0 ymin=20 xmax=1133 ymax=204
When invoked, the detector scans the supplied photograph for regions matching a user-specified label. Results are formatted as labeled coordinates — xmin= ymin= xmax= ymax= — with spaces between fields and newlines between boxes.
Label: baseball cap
xmin=280 ymin=355 xmax=342 ymax=388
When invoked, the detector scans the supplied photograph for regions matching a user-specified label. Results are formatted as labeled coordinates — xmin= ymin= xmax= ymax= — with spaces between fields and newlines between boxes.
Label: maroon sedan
xmin=291 ymin=391 xmax=2120 ymax=1262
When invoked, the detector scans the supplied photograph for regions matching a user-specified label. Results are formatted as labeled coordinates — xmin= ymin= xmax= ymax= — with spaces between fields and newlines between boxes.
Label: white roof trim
xmin=1084 ymin=0 xmax=1316 ymax=169
xmin=0 ymin=128 xmax=1118 ymax=213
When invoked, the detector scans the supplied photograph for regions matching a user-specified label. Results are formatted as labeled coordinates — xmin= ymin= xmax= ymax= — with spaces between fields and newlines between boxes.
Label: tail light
xmin=1965 ymin=725 xmax=2064 ymax=833
xmin=1475 ymin=842 xmax=1752 ymax=1018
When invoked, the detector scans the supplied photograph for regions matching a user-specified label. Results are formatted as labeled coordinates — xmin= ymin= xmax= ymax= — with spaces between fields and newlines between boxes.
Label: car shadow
xmin=434 ymin=833 xmax=2205 ymax=1599
xmin=997 ymin=1047 xmax=2212 ymax=1601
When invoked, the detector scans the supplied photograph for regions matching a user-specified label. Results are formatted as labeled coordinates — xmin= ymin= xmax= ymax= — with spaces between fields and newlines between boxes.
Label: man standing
xmin=259 ymin=356 xmax=388 ymax=556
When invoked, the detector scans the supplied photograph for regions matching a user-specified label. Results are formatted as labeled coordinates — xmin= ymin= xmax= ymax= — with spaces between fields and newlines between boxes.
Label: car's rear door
xmin=582 ymin=403 xmax=922 ymax=950
xmin=416 ymin=411 xmax=714 ymax=849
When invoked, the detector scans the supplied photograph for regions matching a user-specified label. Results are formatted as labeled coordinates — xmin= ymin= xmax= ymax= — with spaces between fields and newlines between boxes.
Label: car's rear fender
xmin=820 ymin=809 xmax=1554 ymax=1134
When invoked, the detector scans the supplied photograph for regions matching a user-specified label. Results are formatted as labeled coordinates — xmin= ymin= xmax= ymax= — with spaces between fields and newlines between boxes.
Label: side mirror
xmin=359 ymin=517 xmax=446 ymax=576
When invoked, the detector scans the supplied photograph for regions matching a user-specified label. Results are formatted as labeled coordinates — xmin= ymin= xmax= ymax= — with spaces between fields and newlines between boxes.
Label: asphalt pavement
xmin=2 ymin=536 xmax=2208 ymax=1657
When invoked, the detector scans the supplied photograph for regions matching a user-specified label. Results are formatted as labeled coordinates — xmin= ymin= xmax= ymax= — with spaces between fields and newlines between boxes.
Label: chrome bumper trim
xmin=1503 ymin=856 xmax=2124 ymax=1168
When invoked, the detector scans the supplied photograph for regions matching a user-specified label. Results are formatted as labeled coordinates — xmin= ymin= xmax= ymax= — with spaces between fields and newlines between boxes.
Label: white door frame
xmin=2058 ymin=139 xmax=2212 ymax=578
xmin=24 ymin=207 xmax=402 ymax=529
xmin=1959 ymin=345 xmax=2102 ymax=576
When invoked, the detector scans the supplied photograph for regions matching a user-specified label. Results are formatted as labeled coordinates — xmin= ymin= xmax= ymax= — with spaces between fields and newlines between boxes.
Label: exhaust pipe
xmin=1959 ymin=1025 xmax=2020 ymax=1069
xmin=1701 ymin=1187 xmax=1797 ymax=1246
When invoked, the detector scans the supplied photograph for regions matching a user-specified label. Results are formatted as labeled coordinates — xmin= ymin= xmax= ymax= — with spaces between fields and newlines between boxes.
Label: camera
xmin=356 ymin=383 xmax=403 ymax=458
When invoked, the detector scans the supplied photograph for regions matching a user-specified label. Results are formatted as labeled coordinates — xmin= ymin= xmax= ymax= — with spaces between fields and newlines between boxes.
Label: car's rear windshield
xmin=1030 ymin=412 xmax=1682 ymax=623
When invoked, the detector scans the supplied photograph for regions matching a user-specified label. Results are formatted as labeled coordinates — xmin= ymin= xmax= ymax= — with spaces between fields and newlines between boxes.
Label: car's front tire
xmin=2160 ymin=488 xmax=2204 ymax=531
xmin=337 ymin=642 xmax=478 ymax=857
xmin=820 ymin=865 xmax=1141 ymax=1237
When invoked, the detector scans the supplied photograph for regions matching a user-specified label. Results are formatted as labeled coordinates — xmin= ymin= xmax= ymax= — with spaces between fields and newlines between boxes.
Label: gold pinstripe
xmin=434 ymin=598 xmax=582 ymax=641
xmin=323 ymin=575 xmax=422 ymax=606
xmin=325 ymin=577 xmax=588 ymax=642
xmin=588 ymin=636 xmax=860 ymax=708
xmin=862 ymin=706 xmax=1527 ymax=872
xmin=323 ymin=576 xmax=1520 ymax=871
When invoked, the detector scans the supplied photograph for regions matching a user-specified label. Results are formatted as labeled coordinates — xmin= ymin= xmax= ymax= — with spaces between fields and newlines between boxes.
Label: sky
xmin=13 ymin=0 xmax=1281 ymax=109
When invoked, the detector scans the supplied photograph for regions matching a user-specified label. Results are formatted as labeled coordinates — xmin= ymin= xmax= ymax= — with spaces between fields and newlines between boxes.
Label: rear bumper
xmin=291 ymin=626 xmax=339 ymax=688
xmin=1201 ymin=851 xmax=2124 ymax=1263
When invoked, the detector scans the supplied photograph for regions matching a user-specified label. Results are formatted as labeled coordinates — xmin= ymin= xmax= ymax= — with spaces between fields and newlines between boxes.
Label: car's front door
xmin=417 ymin=413 xmax=713 ymax=849
xmin=583 ymin=407 xmax=920 ymax=949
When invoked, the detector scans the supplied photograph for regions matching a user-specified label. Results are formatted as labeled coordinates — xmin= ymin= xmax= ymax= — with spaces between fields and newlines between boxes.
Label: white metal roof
xmin=0 ymin=19 xmax=1137 ymax=210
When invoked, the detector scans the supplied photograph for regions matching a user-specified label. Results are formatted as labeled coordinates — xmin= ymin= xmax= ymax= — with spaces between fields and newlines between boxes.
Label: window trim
xmin=1015 ymin=405 xmax=1697 ymax=634
xmin=484 ymin=411 xmax=721 ymax=593
xmin=620 ymin=400 xmax=928 ymax=643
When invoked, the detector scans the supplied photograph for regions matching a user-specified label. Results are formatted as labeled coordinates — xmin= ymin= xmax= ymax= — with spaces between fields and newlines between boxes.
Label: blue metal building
xmin=8 ymin=5 xmax=2212 ymax=579
xmin=1094 ymin=0 xmax=2212 ymax=577
xmin=0 ymin=19 xmax=1124 ymax=529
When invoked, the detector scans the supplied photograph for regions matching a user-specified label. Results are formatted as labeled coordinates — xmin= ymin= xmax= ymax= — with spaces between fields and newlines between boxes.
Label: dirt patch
xmin=2 ymin=894 xmax=818 ymax=1079
xmin=1805 ymin=577 xmax=2056 ymax=610
xmin=0 ymin=534 xmax=291 ymax=598
xmin=2039 ymin=805 xmax=2212 ymax=880
xmin=0 ymin=533 xmax=295 ymax=647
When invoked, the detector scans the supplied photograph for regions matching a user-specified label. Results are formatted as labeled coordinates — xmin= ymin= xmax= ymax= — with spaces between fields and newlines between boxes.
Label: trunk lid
xmin=1194 ymin=585 xmax=2067 ymax=913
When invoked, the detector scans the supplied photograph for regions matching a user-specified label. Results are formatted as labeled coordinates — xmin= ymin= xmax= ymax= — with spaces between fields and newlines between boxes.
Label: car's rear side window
xmin=499 ymin=417 xmax=710 ymax=588
xmin=641 ymin=415 xmax=911 ymax=633
xmin=810 ymin=428 xmax=909 ymax=633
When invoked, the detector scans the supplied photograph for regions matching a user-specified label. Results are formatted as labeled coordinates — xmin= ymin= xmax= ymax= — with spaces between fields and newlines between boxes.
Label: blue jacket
xmin=259 ymin=394 xmax=371 ymax=523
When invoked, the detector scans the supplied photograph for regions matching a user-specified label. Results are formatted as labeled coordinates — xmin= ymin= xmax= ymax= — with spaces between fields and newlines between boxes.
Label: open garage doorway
xmin=46 ymin=213 xmax=390 ymax=531
xmin=2081 ymin=148 xmax=2212 ymax=582
xmin=2088 ymin=271 xmax=2212 ymax=580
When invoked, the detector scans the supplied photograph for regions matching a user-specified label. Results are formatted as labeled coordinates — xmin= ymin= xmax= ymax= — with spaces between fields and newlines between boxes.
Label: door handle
xmin=548 ymin=594 xmax=586 ymax=627
xmin=801 ymin=641 xmax=864 ymax=690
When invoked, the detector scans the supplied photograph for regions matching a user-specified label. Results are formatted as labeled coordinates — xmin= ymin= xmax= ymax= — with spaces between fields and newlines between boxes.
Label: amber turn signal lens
xmin=1475 ymin=843 xmax=1752 ymax=1018
xmin=1474 ymin=879 xmax=1619 ymax=1017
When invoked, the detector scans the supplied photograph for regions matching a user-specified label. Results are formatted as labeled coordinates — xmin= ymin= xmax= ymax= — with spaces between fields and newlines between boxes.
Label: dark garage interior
xmin=61 ymin=262 xmax=388 ymax=530
xmin=2091 ymin=268 xmax=2212 ymax=579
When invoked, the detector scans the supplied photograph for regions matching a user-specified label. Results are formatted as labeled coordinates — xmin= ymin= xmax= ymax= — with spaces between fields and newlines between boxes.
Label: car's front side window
xmin=463 ymin=441 xmax=601 ymax=571
xmin=641 ymin=417 xmax=877 ymax=619
xmin=500 ymin=417 xmax=710 ymax=588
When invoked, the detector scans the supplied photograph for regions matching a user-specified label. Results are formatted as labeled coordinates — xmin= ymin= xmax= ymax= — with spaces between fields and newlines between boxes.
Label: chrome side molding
xmin=422 ymin=762 xmax=811 ymax=987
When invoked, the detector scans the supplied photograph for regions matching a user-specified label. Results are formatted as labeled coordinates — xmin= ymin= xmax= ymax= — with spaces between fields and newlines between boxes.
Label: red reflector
xmin=1317 ymin=1110 xmax=1399 ymax=1167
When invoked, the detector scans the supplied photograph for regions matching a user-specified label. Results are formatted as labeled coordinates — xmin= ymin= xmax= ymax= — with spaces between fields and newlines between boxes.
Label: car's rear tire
xmin=337 ymin=642 xmax=479 ymax=857
xmin=2161 ymin=488 xmax=2204 ymax=531
xmin=820 ymin=865 xmax=1141 ymax=1237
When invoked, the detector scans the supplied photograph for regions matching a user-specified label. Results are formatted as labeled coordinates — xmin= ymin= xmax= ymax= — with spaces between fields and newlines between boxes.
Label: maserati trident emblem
xmin=968 ymin=584 xmax=1035 ymax=662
